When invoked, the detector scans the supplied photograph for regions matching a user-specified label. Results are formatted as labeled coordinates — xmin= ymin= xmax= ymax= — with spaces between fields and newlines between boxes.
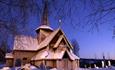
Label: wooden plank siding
xmin=6 ymin=58 xmax=14 ymax=67
xmin=57 ymin=59 xmax=79 ymax=70
xmin=13 ymin=51 xmax=36 ymax=66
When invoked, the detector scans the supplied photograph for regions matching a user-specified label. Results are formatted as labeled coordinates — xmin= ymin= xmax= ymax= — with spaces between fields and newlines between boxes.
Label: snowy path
xmin=79 ymin=68 xmax=115 ymax=70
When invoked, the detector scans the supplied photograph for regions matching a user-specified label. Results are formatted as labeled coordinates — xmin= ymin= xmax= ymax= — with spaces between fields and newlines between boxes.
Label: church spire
xmin=36 ymin=0 xmax=53 ymax=33
xmin=41 ymin=0 xmax=49 ymax=26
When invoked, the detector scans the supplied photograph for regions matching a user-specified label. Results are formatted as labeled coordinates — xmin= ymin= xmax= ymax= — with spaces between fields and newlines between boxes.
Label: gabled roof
xmin=31 ymin=28 xmax=79 ymax=60
xmin=31 ymin=50 xmax=65 ymax=60
xmin=36 ymin=25 xmax=53 ymax=31
xmin=13 ymin=29 xmax=59 ymax=51
xmin=31 ymin=48 xmax=79 ymax=61
xmin=36 ymin=29 xmax=60 ymax=50
xmin=53 ymin=35 xmax=63 ymax=48
xmin=12 ymin=28 xmax=79 ymax=60
xmin=13 ymin=35 xmax=39 ymax=51
xmin=13 ymin=28 xmax=73 ymax=51
xmin=67 ymin=50 xmax=80 ymax=60
xmin=36 ymin=28 xmax=73 ymax=50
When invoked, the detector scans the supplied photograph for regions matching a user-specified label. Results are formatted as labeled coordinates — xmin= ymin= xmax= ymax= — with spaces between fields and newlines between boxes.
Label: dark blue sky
xmin=27 ymin=11 xmax=115 ymax=59
xmin=26 ymin=0 xmax=115 ymax=59
xmin=1 ymin=0 xmax=115 ymax=59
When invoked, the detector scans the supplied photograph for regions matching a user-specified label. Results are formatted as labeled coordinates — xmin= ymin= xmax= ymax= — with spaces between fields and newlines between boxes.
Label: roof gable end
xmin=37 ymin=28 xmax=73 ymax=51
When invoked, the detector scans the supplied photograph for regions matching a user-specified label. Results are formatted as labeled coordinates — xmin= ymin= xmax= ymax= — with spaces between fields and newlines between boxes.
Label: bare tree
xmin=0 ymin=0 xmax=115 ymax=52
xmin=71 ymin=39 xmax=80 ymax=56
xmin=0 ymin=41 xmax=7 ymax=62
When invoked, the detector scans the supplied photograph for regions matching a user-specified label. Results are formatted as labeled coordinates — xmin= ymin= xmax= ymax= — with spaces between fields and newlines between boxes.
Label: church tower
xmin=36 ymin=0 xmax=53 ymax=44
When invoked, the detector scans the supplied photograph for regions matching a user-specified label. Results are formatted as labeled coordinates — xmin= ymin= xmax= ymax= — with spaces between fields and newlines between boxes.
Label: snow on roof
xmin=31 ymin=48 xmax=79 ymax=60
xmin=68 ymin=50 xmax=79 ymax=60
xmin=13 ymin=35 xmax=39 ymax=51
xmin=13 ymin=28 xmax=76 ymax=54
xmin=5 ymin=53 xmax=13 ymax=58
xmin=13 ymin=29 xmax=59 ymax=51
xmin=36 ymin=25 xmax=53 ymax=31
xmin=31 ymin=49 xmax=65 ymax=60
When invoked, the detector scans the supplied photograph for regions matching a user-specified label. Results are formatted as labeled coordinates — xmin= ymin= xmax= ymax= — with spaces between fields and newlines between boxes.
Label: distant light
xmin=59 ymin=19 xmax=62 ymax=23
xmin=58 ymin=19 xmax=62 ymax=28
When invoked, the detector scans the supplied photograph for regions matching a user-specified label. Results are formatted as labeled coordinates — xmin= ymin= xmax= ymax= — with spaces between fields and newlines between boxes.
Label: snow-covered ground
xmin=79 ymin=66 xmax=115 ymax=70
xmin=1 ymin=68 xmax=115 ymax=70
xmin=79 ymin=68 xmax=115 ymax=70
xmin=0 ymin=65 xmax=115 ymax=70
xmin=0 ymin=66 xmax=38 ymax=70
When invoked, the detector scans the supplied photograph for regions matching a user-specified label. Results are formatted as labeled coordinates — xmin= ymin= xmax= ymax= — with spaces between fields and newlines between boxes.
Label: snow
xmin=79 ymin=67 xmax=115 ymax=70
xmin=13 ymin=29 xmax=59 ymax=51
xmin=5 ymin=53 xmax=13 ymax=59
xmin=36 ymin=25 xmax=53 ymax=31
xmin=32 ymin=48 xmax=79 ymax=61
xmin=50 ymin=68 xmax=57 ymax=70
xmin=67 ymin=50 xmax=79 ymax=60
xmin=70 ymin=49 xmax=79 ymax=59
xmin=0 ymin=65 xmax=38 ymax=70
xmin=1 ymin=66 xmax=115 ymax=70
xmin=13 ymin=35 xmax=39 ymax=51
xmin=0 ymin=67 xmax=10 ymax=70
xmin=30 ymin=66 xmax=38 ymax=70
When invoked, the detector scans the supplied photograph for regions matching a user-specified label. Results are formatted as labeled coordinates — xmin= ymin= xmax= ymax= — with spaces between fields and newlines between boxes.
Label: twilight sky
xmin=27 ymin=11 xmax=115 ymax=59
xmin=53 ymin=19 xmax=115 ymax=59
xmin=28 ymin=0 xmax=115 ymax=59
xmin=1 ymin=0 xmax=115 ymax=59
xmin=24 ymin=0 xmax=115 ymax=59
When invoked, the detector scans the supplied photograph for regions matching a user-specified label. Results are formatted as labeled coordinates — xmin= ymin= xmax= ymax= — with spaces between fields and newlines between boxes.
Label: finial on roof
xmin=41 ymin=0 xmax=49 ymax=26
xmin=59 ymin=19 xmax=62 ymax=28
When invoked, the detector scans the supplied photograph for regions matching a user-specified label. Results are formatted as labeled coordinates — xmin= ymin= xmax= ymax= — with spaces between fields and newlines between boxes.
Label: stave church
xmin=5 ymin=1 xmax=79 ymax=70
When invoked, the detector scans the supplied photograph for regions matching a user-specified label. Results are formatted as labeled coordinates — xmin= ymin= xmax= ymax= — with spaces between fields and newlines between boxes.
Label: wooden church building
xmin=5 ymin=1 xmax=79 ymax=70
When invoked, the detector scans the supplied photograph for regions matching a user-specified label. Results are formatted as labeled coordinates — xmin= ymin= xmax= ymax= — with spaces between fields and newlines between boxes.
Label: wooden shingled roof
xmin=13 ymin=35 xmax=39 ymax=51
xmin=5 ymin=53 xmax=13 ymax=59
xmin=31 ymin=49 xmax=79 ymax=60
xmin=13 ymin=28 xmax=73 ymax=51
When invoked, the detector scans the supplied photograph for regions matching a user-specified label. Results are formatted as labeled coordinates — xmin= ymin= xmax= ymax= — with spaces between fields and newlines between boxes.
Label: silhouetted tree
xmin=71 ymin=39 xmax=80 ymax=56
xmin=0 ymin=41 xmax=7 ymax=54
xmin=0 ymin=0 xmax=115 ymax=51
xmin=0 ymin=48 xmax=5 ymax=62
xmin=0 ymin=0 xmax=114 ymax=35
xmin=0 ymin=41 xmax=7 ymax=62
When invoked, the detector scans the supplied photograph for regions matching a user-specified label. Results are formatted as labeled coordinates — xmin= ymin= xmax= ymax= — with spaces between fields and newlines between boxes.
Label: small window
xmin=23 ymin=57 xmax=28 ymax=65
xmin=53 ymin=48 xmax=56 ymax=52
xmin=23 ymin=58 xmax=27 ymax=60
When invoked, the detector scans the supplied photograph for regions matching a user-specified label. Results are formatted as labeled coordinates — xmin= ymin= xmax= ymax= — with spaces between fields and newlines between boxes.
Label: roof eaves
xmin=58 ymin=29 xmax=73 ymax=49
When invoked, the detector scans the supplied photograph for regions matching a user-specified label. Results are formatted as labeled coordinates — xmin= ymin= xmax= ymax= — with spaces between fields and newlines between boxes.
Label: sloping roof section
xmin=5 ymin=53 xmax=13 ymax=59
xmin=67 ymin=50 xmax=80 ymax=60
xmin=36 ymin=29 xmax=60 ymax=50
xmin=31 ymin=49 xmax=66 ymax=60
xmin=13 ymin=35 xmax=39 ymax=51
xmin=31 ymin=49 xmax=79 ymax=60
xmin=13 ymin=29 xmax=59 ymax=51
xmin=53 ymin=35 xmax=63 ymax=48
xmin=36 ymin=28 xmax=73 ymax=50
xmin=36 ymin=25 xmax=53 ymax=31
xmin=13 ymin=28 xmax=74 ymax=51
